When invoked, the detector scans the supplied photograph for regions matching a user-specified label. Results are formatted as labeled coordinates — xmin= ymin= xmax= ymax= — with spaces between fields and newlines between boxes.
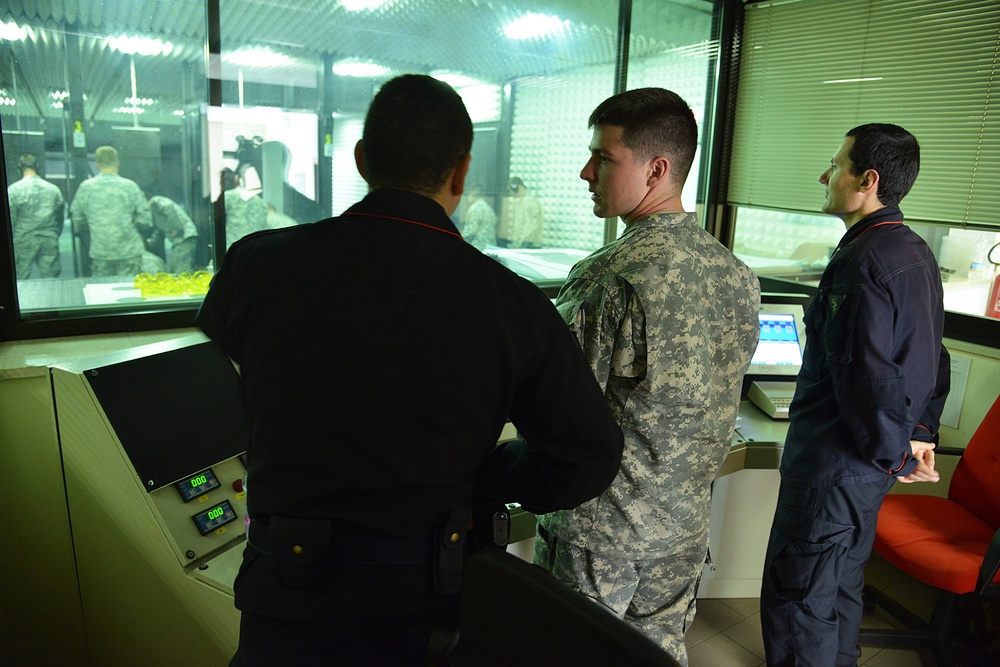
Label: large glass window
xmin=2 ymin=1 xmax=209 ymax=325
xmin=1 ymin=0 xmax=724 ymax=339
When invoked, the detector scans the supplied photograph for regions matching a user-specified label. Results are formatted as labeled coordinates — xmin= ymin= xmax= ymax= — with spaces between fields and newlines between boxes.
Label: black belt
xmin=248 ymin=516 xmax=432 ymax=566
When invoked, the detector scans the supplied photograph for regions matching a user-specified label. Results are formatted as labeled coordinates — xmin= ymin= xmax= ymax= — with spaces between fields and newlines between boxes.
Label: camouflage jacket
xmin=537 ymin=211 xmax=760 ymax=558
xmin=70 ymin=173 xmax=151 ymax=261
xmin=8 ymin=175 xmax=64 ymax=242
xmin=224 ymin=188 xmax=269 ymax=248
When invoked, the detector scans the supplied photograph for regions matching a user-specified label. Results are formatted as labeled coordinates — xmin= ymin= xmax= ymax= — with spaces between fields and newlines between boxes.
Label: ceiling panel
xmin=1 ymin=0 xmax=714 ymax=127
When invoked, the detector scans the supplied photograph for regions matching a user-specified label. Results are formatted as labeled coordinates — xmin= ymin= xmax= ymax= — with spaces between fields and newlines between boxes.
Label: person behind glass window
xmin=69 ymin=145 xmax=152 ymax=277
xmin=149 ymin=195 xmax=199 ymax=273
xmin=461 ymin=183 xmax=496 ymax=250
xmin=197 ymin=73 xmax=624 ymax=667
xmin=532 ymin=88 xmax=761 ymax=666
xmin=222 ymin=171 xmax=269 ymax=249
xmin=499 ymin=176 xmax=544 ymax=248
xmin=759 ymin=124 xmax=950 ymax=667
xmin=8 ymin=153 xmax=64 ymax=279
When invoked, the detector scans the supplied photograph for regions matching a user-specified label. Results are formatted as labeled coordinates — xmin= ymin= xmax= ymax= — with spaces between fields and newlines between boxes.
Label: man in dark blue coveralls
xmin=760 ymin=123 xmax=950 ymax=667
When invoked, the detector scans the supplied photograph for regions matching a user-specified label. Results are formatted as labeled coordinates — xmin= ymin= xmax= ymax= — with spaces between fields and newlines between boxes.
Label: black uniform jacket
xmin=780 ymin=206 xmax=950 ymax=488
xmin=197 ymin=188 xmax=623 ymax=619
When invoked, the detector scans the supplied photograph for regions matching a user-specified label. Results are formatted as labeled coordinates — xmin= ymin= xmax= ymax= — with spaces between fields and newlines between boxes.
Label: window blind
xmin=728 ymin=0 xmax=1000 ymax=228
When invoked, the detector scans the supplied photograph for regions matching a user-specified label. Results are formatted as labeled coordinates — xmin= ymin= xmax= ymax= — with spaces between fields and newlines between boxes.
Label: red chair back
xmin=948 ymin=393 xmax=1000 ymax=530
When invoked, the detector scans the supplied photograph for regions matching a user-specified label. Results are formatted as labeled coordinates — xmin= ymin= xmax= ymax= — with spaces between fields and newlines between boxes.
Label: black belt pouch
xmin=268 ymin=516 xmax=332 ymax=590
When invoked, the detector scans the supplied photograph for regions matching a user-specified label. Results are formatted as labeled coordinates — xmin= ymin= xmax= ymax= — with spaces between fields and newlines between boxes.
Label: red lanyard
xmin=350 ymin=211 xmax=463 ymax=239
xmin=854 ymin=221 xmax=903 ymax=240
xmin=834 ymin=221 xmax=903 ymax=256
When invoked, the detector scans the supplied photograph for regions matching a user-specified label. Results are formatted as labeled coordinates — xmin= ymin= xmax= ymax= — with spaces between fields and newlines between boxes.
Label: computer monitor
xmin=748 ymin=302 xmax=806 ymax=378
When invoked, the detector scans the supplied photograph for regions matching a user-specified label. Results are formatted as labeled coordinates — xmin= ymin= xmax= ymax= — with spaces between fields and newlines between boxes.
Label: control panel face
xmin=192 ymin=499 xmax=239 ymax=536
xmin=148 ymin=454 xmax=247 ymax=565
xmin=176 ymin=469 xmax=222 ymax=502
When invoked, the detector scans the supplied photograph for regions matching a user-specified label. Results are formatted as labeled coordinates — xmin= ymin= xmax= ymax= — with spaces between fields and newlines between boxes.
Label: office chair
xmin=857 ymin=393 xmax=1000 ymax=666
xmin=450 ymin=548 xmax=679 ymax=667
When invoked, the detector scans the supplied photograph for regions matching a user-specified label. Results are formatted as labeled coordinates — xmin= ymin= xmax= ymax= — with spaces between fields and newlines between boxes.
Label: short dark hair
xmin=361 ymin=74 xmax=473 ymax=196
xmin=588 ymin=88 xmax=698 ymax=186
xmin=95 ymin=145 xmax=119 ymax=167
xmin=845 ymin=123 xmax=920 ymax=207
xmin=18 ymin=154 xmax=38 ymax=172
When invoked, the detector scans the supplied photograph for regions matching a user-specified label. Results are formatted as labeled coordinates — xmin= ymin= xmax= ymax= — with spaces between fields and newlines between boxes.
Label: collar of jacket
xmin=344 ymin=188 xmax=461 ymax=238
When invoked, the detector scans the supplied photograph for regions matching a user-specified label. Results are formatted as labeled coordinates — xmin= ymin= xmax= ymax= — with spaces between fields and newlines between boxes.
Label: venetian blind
xmin=728 ymin=0 xmax=1000 ymax=228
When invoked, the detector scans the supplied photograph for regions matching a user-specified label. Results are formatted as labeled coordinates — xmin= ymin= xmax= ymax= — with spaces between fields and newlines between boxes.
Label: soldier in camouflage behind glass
xmin=149 ymin=195 xmax=199 ymax=273
xmin=222 ymin=171 xmax=269 ymax=249
xmin=533 ymin=88 xmax=761 ymax=666
xmin=8 ymin=153 xmax=65 ymax=280
xmin=70 ymin=145 xmax=152 ymax=277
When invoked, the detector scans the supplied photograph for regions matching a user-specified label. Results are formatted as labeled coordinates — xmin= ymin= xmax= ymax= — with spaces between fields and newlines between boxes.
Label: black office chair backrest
xmin=451 ymin=548 xmax=679 ymax=667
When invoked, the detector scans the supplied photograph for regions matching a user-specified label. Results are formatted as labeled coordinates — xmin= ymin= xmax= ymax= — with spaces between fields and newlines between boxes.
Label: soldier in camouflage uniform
xmin=8 ymin=154 xmax=65 ymax=279
xmin=70 ymin=145 xmax=152 ymax=277
xmin=461 ymin=184 xmax=497 ymax=250
xmin=533 ymin=88 xmax=761 ymax=666
xmin=149 ymin=195 xmax=199 ymax=272
xmin=223 ymin=174 xmax=269 ymax=249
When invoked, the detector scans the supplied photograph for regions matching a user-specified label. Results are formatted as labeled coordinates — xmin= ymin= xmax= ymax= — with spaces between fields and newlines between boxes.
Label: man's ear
xmin=450 ymin=154 xmax=472 ymax=197
xmin=860 ymin=168 xmax=879 ymax=196
xmin=353 ymin=140 xmax=368 ymax=183
xmin=647 ymin=155 xmax=670 ymax=188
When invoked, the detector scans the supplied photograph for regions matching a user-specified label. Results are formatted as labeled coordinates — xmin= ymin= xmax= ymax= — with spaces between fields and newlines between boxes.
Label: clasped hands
xmin=897 ymin=440 xmax=941 ymax=484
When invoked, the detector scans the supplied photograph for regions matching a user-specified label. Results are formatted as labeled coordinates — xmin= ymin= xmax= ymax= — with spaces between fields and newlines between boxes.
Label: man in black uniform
xmin=197 ymin=74 xmax=624 ymax=666
xmin=759 ymin=123 xmax=950 ymax=667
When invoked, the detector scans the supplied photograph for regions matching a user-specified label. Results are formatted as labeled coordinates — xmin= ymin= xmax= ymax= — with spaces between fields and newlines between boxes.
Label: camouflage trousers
xmin=91 ymin=255 xmax=143 ymax=277
xmin=533 ymin=526 xmax=707 ymax=667
xmin=14 ymin=235 xmax=61 ymax=279
xmin=169 ymin=237 xmax=197 ymax=273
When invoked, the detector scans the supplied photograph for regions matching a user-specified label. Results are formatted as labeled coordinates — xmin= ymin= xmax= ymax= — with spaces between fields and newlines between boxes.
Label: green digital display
xmin=192 ymin=500 xmax=237 ymax=536
xmin=175 ymin=468 xmax=221 ymax=502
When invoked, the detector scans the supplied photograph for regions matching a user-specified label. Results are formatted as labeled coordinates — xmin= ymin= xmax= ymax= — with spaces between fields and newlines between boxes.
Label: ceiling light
xmin=503 ymin=13 xmax=566 ymax=40
xmin=0 ymin=20 xmax=27 ymax=41
xmin=431 ymin=71 xmax=486 ymax=89
xmin=341 ymin=0 xmax=389 ymax=10
xmin=108 ymin=35 xmax=171 ymax=56
xmin=226 ymin=46 xmax=294 ymax=68
xmin=114 ymin=106 xmax=145 ymax=114
xmin=332 ymin=60 xmax=390 ymax=78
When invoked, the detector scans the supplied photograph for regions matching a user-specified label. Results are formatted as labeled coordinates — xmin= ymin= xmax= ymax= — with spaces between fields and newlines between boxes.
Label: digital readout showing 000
xmin=192 ymin=500 xmax=238 ymax=536
xmin=175 ymin=468 xmax=221 ymax=502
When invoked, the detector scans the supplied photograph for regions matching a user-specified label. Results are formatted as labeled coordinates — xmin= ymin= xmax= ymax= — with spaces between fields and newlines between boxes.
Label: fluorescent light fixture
xmin=124 ymin=96 xmax=156 ymax=106
xmin=173 ymin=109 xmax=185 ymax=116
xmin=113 ymin=106 xmax=145 ymax=114
xmin=226 ymin=46 xmax=294 ymax=68
xmin=0 ymin=97 xmax=16 ymax=106
xmin=457 ymin=84 xmax=502 ymax=124
xmin=341 ymin=0 xmax=389 ymax=10
xmin=332 ymin=60 xmax=390 ymax=78
xmin=0 ymin=20 xmax=27 ymax=41
xmin=108 ymin=35 xmax=171 ymax=56
xmin=431 ymin=71 xmax=486 ymax=89
xmin=503 ymin=13 xmax=566 ymax=40
xmin=822 ymin=77 xmax=883 ymax=84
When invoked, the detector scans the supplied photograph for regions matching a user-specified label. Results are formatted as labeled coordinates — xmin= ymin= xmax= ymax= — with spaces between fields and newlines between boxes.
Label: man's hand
xmin=897 ymin=440 xmax=940 ymax=483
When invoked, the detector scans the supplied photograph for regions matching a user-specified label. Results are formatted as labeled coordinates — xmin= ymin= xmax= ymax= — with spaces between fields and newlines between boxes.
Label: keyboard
xmin=748 ymin=380 xmax=796 ymax=419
